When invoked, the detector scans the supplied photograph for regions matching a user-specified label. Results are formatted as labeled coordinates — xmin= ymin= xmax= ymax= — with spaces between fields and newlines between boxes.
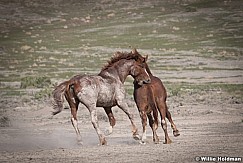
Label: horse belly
xmin=96 ymin=86 xmax=116 ymax=107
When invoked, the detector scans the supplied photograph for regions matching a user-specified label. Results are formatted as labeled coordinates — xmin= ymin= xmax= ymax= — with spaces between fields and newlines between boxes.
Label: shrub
xmin=20 ymin=76 xmax=51 ymax=88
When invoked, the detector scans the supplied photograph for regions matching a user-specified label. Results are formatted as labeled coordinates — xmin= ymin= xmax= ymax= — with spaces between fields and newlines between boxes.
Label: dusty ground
xmin=0 ymin=0 xmax=242 ymax=162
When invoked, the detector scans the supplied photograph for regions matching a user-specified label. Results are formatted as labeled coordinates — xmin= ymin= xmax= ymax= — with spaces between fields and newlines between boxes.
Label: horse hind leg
xmin=147 ymin=112 xmax=159 ymax=144
xmin=76 ymin=88 xmax=107 ymax=145
xmin=166 ymin=104 xmax=180 ymax=137
xmin=161 ymin=118 xmax=172 ymax=144
xmin=157 ymin=100 xmax=172 ymax=144
xmin=65 ymin=90 xmax=83 ymax=145
xmin=70 ymin=102 xmax=82 ymax=145
xmin=69 ymin=107 xmax=82 ymax=145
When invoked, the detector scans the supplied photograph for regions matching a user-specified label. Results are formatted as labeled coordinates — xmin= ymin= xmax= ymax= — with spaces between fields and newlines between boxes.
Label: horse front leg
xmin=117 ymin=101 xmax=140 ymax=140
xmin=147 ymin=112 xmax=159 ymax=144
xmin=104 ymin=107 xmax=116 ymax=135
xmin=139 ymin=110 xmax=147 ymax=144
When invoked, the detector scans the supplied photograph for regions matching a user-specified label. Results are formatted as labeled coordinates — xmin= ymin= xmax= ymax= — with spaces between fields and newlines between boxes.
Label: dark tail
xmin=152 ymin=104 xmax=159 ymax=129
xmin=148 ymin=88 xmax=159 ymax=128
xmin=52 ymin=81 xmax=69 ymax=115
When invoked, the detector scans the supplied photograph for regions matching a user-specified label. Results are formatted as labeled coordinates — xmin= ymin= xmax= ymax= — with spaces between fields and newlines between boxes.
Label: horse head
xmin=130 ymin=49 xmax=151 ymax=85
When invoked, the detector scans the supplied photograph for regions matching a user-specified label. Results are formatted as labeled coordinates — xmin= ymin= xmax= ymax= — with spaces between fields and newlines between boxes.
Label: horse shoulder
xmin=112 ymin=82 xmax=126 ymax=101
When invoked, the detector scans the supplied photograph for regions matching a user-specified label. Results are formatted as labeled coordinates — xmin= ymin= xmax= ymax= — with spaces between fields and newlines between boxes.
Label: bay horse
xmin=52 ymin=49 xmax=151 ymax=145
xmin=133 ymin=62 xmax=180 ymax=144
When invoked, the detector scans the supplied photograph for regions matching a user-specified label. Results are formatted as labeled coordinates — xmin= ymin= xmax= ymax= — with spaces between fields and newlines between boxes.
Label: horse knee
xmin=140 ymin=111 xmax=147 ymax=123
xmin=161 ymin=119 xmax=167 ymax=130
xmin=140 ymin=111 xmax=145 ymax=116
xmin=71 ymin=117 xmax=78 ymax=126
xmin=110 ymin=116 xmax=116 ymax=127
xmin=153 ymin=123 xmax=158 ymax=130
xmin=90 ymin=110 xmax=98 ymax=126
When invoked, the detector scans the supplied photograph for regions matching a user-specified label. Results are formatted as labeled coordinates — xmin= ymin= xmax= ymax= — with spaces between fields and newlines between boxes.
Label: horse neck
xmin=99 ymin=59 xmax=133 ymax=83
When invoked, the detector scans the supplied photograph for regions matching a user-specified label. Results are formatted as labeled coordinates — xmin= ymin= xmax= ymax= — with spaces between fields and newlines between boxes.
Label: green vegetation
xmin=0 ymin=116 xmax=11 ymax=127
xmin=166 ymin=83 xmax=243 ymax=98
xmin=20 ymin=76 xmax=51 ymax=89
xmin=34 ymin=87 xmax=53 ymax=100
xmin=19 ymin=76 xmax=53 ymax=100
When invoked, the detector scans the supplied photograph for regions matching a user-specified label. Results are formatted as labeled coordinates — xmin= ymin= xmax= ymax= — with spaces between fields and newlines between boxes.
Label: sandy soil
xmin=0 ymin=88 xmax=242 ymax=162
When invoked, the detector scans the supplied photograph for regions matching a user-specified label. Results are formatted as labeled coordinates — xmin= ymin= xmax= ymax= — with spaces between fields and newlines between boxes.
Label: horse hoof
xmin=153 ymin=136 xmax=160 ymax=144
xmin=164 ymin=139 xmax=172 ymax=144
xmin=99 ymin=140 xmax=107 ymax=146
xmin=102 ymin=139 xmax=107 ymax=145
xmin=77 ymin=141 xmax=83 ymax=146
xmin=105 ymin=129 xmax=112 ymax=136
xmin=139 ymin=140 xmax=146 ymax=145
xmin=77 ymin=137 xmax=83 ymax=145
xmin=173 ymin=130 xmax=180 ymax=137
xmin=133 ymin=134 xmax=140 ymax=140
xmin=153 ymin=139 xmax=160 ymax=144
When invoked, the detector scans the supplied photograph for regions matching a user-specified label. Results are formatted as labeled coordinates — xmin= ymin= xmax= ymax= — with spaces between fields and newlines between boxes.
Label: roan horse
xmin=103 ymin=53 xmax=180 ymax=144
xmin=52 ymin=49 xmax=151 ymax=145
xmin=133 ymin=61 xmax=180 ymax=144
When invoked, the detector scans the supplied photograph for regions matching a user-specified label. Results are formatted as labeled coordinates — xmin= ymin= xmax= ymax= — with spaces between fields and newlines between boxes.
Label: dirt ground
xmin=0 ymin=0 xmax=242 ymax=163
xmin=1 ymin=88 xmax=243 ymax=162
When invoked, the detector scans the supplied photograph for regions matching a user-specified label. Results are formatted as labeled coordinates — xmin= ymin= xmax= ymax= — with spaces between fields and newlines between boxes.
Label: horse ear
xmin=132 ymin=48 xmax=138 ymax=54
xmin=144 ymin=55 xmax=148 ymax=62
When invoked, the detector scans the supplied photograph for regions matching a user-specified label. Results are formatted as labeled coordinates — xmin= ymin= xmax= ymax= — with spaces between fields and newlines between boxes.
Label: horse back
xmin=69 ymin=74 xmax=118 ymax=107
